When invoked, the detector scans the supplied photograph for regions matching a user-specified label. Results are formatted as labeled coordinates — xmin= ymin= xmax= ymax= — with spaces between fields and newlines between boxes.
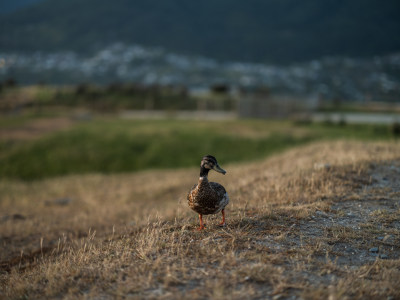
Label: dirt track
xmin=0 ymin=117 xmax=74 ymax=141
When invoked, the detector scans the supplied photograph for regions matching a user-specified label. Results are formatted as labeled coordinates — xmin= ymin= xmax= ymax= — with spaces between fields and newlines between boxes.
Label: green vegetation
xmin=0 ymin=85 xmax=235 ymax=113
xmin=56 ymin=84 xmax=196 ymax=111
xmin=0 ymin=117 xmax=396 ymax=180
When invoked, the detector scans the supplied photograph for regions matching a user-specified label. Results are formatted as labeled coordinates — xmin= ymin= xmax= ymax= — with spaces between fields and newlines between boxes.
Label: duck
xmin=187 ymin=155 xmax=230 ymax=230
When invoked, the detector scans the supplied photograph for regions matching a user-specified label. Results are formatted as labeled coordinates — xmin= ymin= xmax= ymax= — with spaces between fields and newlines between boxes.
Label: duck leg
xmin=197 ymin=214 xmax=206 ymax=230
xmin=218 ymin=209 xmax=226 ymax=227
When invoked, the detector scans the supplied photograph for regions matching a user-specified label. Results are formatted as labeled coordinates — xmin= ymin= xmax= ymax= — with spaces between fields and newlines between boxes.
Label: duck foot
xmin=196 ymin=214 xmax=206 ymax=231
xmin=217 ymin=209 xmax=226 ymax=227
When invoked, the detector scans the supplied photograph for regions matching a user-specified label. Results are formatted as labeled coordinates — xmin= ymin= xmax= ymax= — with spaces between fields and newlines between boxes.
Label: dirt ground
xmin=257 ymin=162 xmax=400 ymax=298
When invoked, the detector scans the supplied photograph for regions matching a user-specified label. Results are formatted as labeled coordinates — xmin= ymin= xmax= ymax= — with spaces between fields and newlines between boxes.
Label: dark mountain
xmin=1 ymin=0 xmax=400 ymax=64
xmin=0 ymin=0 xmax=43 ymax=15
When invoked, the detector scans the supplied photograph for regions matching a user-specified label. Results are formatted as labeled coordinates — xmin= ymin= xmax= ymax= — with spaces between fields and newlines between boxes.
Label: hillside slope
xmin=1 ymin=0 xmax=400 ymax=63
xmin=1 ymin=141 xmax=400 ymax=299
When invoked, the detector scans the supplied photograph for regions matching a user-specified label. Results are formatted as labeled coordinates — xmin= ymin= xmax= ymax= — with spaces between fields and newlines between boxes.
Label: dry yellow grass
xmin=1 ymin=140 xmax=400 ymax=299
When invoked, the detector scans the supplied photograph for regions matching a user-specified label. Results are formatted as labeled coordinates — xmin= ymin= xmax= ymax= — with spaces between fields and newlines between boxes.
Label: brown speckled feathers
xmin=187 ymin=177 xmax=229 ymax=215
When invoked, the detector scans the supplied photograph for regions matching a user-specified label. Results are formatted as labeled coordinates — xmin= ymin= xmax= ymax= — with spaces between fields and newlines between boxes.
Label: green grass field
xmin=0 ymin=116 xmax=396 ymax=180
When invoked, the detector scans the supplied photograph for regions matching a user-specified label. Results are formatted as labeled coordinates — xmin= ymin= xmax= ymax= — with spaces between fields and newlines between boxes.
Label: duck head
xmin=200 ymin=155 xmax=226 ymax=177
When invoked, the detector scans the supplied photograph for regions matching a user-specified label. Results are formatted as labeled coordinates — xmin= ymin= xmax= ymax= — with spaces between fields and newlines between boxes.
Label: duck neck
xmin=199 ymin=166 xmax=210 ymax=179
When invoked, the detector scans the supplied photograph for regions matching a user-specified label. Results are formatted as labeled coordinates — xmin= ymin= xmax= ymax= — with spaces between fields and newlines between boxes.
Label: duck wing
xmin=209 ymin=182 xmax=226 ymax=198
xmin=210 ymin=182 xmax=229 ymax=211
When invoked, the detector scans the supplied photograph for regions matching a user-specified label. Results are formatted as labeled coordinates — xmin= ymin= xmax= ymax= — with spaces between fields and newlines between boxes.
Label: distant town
xmin=1 ymin=43 xmax=399 ymax=103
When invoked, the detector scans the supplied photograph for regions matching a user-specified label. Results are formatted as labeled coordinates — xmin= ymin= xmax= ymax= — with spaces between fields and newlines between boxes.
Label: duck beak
xmin=213 ymin=164 xmax=227 ymax=175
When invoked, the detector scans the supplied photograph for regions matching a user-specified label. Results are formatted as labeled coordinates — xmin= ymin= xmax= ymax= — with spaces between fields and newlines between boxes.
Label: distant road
xmin=119 ymin=110 xmax=237 ymax=121
xmin=311 ymin=113 xmax=400 ymax=124
xmin=118 ymin=110 xmax=400 ymax=124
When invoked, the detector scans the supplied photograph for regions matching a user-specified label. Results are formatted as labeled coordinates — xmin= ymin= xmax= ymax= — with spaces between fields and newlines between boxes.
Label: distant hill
xmin=1 ymin=0 xmax=400 ymax=63
xmin=0 ymin=0 xmax=43 ymax=14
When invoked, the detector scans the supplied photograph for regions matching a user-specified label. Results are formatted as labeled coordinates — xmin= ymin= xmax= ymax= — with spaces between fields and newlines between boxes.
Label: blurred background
xmin=1 ymin=0 xmax=400 ymax=180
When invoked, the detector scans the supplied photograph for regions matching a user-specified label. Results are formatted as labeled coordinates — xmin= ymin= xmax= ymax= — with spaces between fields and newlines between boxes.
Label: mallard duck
xmin=187 ymin=155 xmax=229 ymax=230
